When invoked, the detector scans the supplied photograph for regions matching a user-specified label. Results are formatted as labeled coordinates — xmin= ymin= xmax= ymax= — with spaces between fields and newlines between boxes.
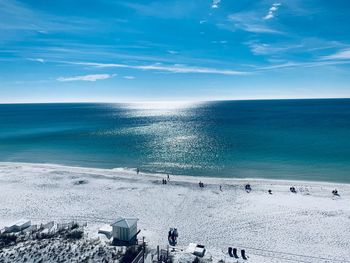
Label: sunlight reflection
xmin=118 ymin=101 xmax=202 ymax=117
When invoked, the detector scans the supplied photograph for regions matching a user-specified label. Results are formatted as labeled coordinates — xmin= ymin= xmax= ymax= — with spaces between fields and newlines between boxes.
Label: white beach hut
xmin=110 ymin=217 xmax=138 ymax=243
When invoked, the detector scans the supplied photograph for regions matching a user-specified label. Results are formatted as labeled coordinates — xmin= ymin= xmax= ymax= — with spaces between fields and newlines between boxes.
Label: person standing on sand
xmin=137 ymin=168 xmax=140 ymax=175
xmin=220 ymin=185 xmax=222 ymax=191
xmin=167 ymin=174 xmax=170 ymax=181
xmin=168 ymin=229 xmax=172 ymax=239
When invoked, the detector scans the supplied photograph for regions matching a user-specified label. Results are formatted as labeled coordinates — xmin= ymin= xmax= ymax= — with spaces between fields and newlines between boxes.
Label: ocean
xmin=0 ymin=99 xmax=349 ymax=182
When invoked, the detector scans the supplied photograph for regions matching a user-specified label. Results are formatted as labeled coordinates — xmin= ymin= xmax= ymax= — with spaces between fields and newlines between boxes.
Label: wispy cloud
xmin=121 ymin=1 xmax=197 ymax=19
xmin=27 ymin=58 xmax=45 ymax=63
xmin=322 ymin=49 xmax=350 ymax=60
xmin=0 ymin=0 xmax=120 ymax=42
xmin=1 ymin=0 xmax=60 ymax=31
xmin=246 ymin=41 xmax=303 ymax=55
xmin=211 ymin=0 xmax=221 ymax=9
xmin=0 ymin=0 xmax=39 ymax=31
xmin=167 ymin=50 xmax=179 ymax=55
xmin=212 ymin=40 xmax=228 ymax=44
xmin=64 ymin=61 xmax=248 ymax=75
xmin=263 ymin=3 xmax=281 ymax=20
xmin=258 ymin=60 xmax=350 ymax=70
xmin=123 ymin=76 xmax=135 ymax=79
xmin=246 ymin=38 xmax=349 ymax=57
xmin=227 ymin=12 xmax=281 ymax=34
xmin=57 ymin=74 xmax=116 ymax=82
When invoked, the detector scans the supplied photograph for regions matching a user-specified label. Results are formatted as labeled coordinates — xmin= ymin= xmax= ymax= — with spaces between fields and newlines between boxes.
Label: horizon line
xmin=0 ymin=97 xmax=350 ymax=105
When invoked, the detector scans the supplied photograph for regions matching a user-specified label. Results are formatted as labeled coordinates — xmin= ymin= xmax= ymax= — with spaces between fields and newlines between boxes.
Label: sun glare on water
xmin=119 ymin=101 xmax=203 ymax=117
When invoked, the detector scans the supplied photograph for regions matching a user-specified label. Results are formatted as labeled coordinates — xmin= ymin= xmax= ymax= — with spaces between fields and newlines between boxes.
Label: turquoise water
xmin=0 ymin=99 xmax=350 ymax=182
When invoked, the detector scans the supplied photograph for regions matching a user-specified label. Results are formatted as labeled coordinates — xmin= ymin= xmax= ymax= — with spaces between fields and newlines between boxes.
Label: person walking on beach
xmin=220 ymin=185 xmax=222 ymax=191
xmin=167 ymin=174 xmax=170 ymax=181
xmin=136 ymin=168 xmax=140 ymax=175
xmin=168 ymin=229 xmax=172 ymax=239
xmin=245 ymin=183 xmax=251 ymax=193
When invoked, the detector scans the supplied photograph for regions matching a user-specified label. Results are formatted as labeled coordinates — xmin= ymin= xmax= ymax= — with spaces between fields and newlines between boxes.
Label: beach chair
xmin=228 ymin=247 xmax=233 ymax=257
xmin=332 ymin=189 xmax=339 ymax=196
xmin=241 ymin=249 xmax=248 ymax=260
xmin=233 ymin=248 xmax=239 ymax=258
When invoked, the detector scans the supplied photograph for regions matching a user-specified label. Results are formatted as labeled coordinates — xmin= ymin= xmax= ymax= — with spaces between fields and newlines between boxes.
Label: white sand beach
xmin=0 ymin=162 xmax=349 ymax=262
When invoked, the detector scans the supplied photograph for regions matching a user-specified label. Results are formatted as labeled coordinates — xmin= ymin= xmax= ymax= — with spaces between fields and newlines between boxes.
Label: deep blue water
xmin=0 ymin=99 xmax=350 ymax=182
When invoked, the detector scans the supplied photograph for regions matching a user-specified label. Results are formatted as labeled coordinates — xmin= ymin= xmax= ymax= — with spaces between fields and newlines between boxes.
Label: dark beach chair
xmin=233 ymin=248 xmax=239 ymax=258
xmin=290 ymin=187 xmax=296 ymax=193
xmin=228 ymin=247 xmax=233 ymax=257
xmin=332 ymin=189 xmax=339 ymax=196
xmin=241 ymin=249 xmax=248 ymax=260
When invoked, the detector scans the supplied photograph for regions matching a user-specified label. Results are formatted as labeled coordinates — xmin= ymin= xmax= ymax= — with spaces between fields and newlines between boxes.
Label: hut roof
xmin=11 ymin=219 xmax=31 ymax=227
xmin=111 ymin=217 xmax=138 ymax=228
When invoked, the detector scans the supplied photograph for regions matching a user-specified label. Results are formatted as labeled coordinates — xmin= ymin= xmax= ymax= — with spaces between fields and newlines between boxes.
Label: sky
xmin=0 ymin=0 xmax=350 ymax=103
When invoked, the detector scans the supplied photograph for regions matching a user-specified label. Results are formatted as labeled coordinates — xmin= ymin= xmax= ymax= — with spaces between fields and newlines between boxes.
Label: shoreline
xmin=0 ymin=161 xmax=348 ymax=187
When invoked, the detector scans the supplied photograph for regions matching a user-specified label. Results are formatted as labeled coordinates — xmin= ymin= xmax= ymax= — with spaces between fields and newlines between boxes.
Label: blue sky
xmin=1 ymin=0 xmax=350 ymax=102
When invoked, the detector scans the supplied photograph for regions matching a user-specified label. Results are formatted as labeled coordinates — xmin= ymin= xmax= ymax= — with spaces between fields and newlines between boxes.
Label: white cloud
xmin=263 ymin=3 xmax=281 ymax=20
xmin=322 ymin=49 xmax=350 ymax=60
xmin=28 ymin=58 xmax=45 ymax=63
xmin=199 ymin=20 xmax=207 ymax=24
xmin=258 ymin=60 xmax=350 ymax=70
xmin=212 ymin=40 xmax=228 ymax=44
xmin=211 ymin=0 xmax=221 ymax=9
xmin=227 ymin=12 xmax=281 ymax=34
xmin=123 ymin=76 xmax=135 ymax=79
xmin=167 ymin=50 xmax=178 ymax=54
xmin=246 ymin=41 xmax=303 ymax=55
xmin=67 ymin=61 xmax=248 ymax=76
xmin=57 ymin=74 xmax=116 ymax=82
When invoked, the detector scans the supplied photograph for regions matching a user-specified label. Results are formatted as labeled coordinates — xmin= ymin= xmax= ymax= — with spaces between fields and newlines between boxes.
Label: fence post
xmin=142 ymin=236 xmax=145 ymax=263
xmin=157 ymin=245 xmax=159 ymax=261
xmin=167 ymin=245 xmax=169 ymax=261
